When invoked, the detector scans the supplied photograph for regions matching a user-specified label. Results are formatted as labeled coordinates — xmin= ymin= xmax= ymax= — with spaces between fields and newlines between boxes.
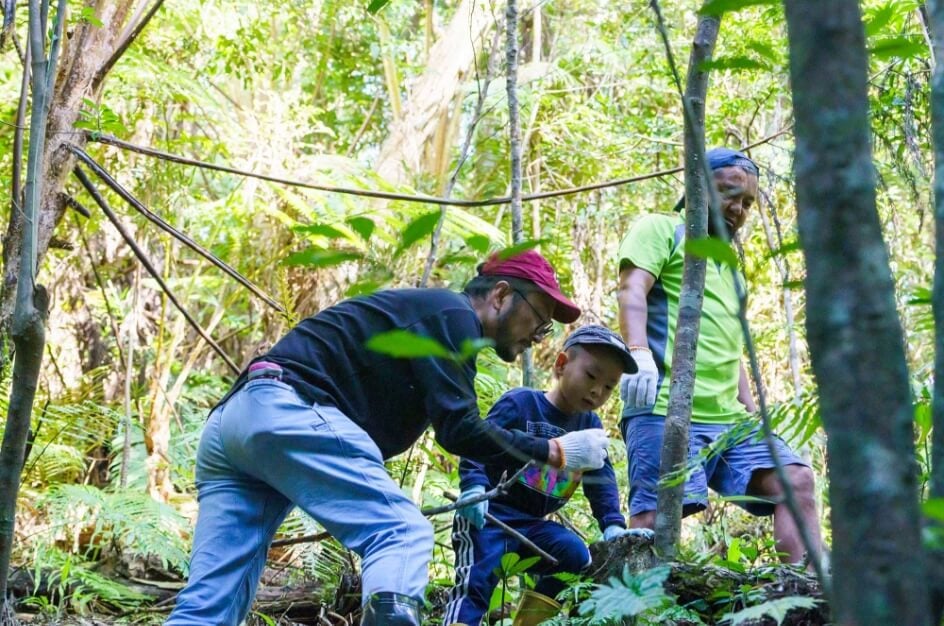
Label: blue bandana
xmin=706 ymin=147 xmax=759 ymax=176
xmin=672 ymin=147 xmax=759 ymax=211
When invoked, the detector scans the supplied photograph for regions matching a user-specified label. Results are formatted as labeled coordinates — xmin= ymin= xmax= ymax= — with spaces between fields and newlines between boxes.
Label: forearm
xmin=738 ymin=362 xmax=757 ymax=413
xmin=617 ymin=285 xmax=650 ymax=348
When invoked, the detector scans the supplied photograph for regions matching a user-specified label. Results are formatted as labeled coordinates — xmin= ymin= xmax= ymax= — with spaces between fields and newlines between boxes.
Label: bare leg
xmin=630 ymin=510 xmax=656 ymax=529
xmin=748 ymin=465 xmax=822 ymax=566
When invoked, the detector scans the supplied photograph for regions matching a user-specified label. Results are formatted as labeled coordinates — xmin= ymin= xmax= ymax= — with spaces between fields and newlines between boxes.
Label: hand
xmin=455 ymin=485 xmax=487 ymax=529
xmin=551 ymin=428 xmax=609 ymax=471
xmin=620 ymin=348 xmax=658 ymax=409
xmin=603 ymin=525 xmax=655 ymax=541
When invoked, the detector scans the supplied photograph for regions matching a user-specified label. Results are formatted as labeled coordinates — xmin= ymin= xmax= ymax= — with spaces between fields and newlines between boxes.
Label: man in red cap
xmin=167 ymin=250 xmax=610 ymax=626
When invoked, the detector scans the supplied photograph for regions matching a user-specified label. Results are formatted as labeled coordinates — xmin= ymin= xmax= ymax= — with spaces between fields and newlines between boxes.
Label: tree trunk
xmin=0 ymin=0 xmax=56 ymax=603
xmin=927 ymin=0 xmax=944 ymax=621
xmin=374 ymin=0 xmax=493 ymax=185
xmin=504 ymin=0 xmax=535 ymax=385
xmin=0 ymin=0 xmax=136 ymax=365
xmin=653 ymin=12 xmax=719 ymax=561
xmin=784 ymin=2 xmax=928 ymax=624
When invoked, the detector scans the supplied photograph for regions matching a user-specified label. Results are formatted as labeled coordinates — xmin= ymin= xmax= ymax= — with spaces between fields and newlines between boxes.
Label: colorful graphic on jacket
xmin=518 ymin=463 xmax=581 ymax=500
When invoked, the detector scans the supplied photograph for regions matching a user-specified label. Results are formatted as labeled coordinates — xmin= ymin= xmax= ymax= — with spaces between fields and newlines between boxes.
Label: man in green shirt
xmin=616 ymin=148 xmax=821 ymax=565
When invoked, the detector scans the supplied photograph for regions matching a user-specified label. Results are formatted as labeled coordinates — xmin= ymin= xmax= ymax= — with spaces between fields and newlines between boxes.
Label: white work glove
xmin=620 ymin=348 xmax=658 ymax=409
xmin=455 ymin=485 xmax=487 ymax=530
xmin=551 ymin=428 xmax=609 ymax=471
xmin=603 ymin=525 xmax=655 ymax=541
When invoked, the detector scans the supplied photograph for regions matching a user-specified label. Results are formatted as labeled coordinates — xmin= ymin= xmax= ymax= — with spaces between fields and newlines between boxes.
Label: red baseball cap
xmin=479 ymin=249 xmax=581 ymax=323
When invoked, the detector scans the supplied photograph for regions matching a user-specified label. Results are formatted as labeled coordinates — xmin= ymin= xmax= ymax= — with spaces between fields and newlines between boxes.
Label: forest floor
xmin=4 ymin=537 xmax=829 ymax=625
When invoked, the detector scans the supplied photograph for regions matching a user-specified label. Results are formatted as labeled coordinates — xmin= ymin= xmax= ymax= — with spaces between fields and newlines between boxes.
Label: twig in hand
xmin=419 ymin=462 xmax=531 ymax=516
xmin=441 ymin=491 xmax=558 ymax=566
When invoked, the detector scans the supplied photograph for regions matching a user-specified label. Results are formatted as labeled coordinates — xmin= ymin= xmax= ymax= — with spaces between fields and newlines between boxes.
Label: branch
xmin=649 ymin=0 xmax=717 ymax=561
xmin=420 ymin=463 xmax=531 ymax=516
xmin=70 ymin=147 xmax=286 ymax=315
xmin=442 ymin=490 xmax=558 ymax=565
xmin=72 ymin=166 xmax=240 ymax=375
xmin=85 ymin=130 xmax=792 ymax=209
xmin=93 ymin=0 xmax=166 ymax=89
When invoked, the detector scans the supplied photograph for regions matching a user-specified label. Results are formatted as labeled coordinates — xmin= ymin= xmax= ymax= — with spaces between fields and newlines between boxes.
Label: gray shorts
xmin=620 ymin=414 xmax=807 ymax=517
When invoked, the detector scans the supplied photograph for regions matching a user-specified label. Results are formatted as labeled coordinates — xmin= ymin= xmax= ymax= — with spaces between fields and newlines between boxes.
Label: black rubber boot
xmin=360 ymin=591 xmax=423 ymax=626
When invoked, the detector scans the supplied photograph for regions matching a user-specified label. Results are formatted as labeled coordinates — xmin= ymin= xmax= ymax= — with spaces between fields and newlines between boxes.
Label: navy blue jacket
xmin=459 ymin=388 xmax=625 ymax=531
xmin=225 ymin=289 xmax=551 ymax=464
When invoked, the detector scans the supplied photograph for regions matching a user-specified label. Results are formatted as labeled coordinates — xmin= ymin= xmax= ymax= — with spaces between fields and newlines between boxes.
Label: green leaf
xmin=727 ymin=537 xmax=742 ymax=563
xmin=292 ymin=223 xmax=349 ymax=239
xmin=684 ymin=237 xmax=738 ymax=267
xmin=908 ymin=286 xmax=932 ymax=306
xmin=458 ymin=338 xmax=494 ymax=361
xmin=495 ymin=238 xmax=548 ymax=261
xmin=782 ymin=279 xmax=804 ymax=290
xmin=923 ymin=498 xmax=944 ymax=521
xmin=347 ymin=217 xmax=376 ymax=242
xmin=283 ymin=248 xmax=362 ymax=268
xmin=698 ymin=0 xmax=779 ymax=17
xmin=916 ymin=402 xmax=932 ymax=445
xmin=869 ymin=36 xmax=926 ymax=61
xmin=398 ymin=210 xmax=442 ymax=252
xmin=746 ymin=41 xmax=778 ymax=62
xmin=765 ymin=238 xmax=801 ymax=260
xmin=345 ymin=279 xmax=385 ymax=298
xmin=465 ymin=234 xmax=491 ymax=254
xmin=579 ymin=565 xmax=672 ymax=619
xmin=697 ymin=56 xmax=770 ymax=72
xmin=864 ymin=4 xmax=896 ymax=37
xmin=721 ymin=596 xmax=818 ymax=625
xmin=498 ymin=552 xmax=541 ymax=576
xmin=366 ymin=0 xmax=391 ymax=13
xmin=365 ymin=330 xmax=451 ymax=359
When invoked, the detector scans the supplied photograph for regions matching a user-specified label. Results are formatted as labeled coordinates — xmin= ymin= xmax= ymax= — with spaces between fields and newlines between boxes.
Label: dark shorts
xmin=620 ymin=414 xmax=808 ymax=517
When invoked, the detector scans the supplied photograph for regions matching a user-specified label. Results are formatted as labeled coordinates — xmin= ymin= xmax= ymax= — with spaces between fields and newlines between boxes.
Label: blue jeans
xmin=442 ymin=503 xmax=591 ymax=626
xmin=166 ymin=378 xmax=433 ymax=625
xmin=621 ymin=414 xmax=807 ymax=517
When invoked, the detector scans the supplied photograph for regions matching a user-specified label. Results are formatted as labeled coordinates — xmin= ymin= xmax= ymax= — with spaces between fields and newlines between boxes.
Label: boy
xmin=443 ymin=325 xmax=652 ymax=626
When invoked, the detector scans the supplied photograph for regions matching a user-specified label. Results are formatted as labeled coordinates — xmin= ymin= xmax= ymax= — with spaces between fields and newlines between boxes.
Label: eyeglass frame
xmin=510 ymin=286 xmax=554 ymax=340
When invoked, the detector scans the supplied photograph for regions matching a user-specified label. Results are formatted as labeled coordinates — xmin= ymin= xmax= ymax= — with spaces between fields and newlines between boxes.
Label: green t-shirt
xmin=617 ymin=213 xmax=749 ymax=424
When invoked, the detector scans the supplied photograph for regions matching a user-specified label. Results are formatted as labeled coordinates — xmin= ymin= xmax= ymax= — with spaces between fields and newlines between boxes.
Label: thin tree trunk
xmin=0 ymin=0 xmax=60 ymax=602
xmin=0 ymin=0 xmax=138 ymax=369
xmin=927 ymin=0 xmax=944 ymax=620
xmin=652 ymin=9 xmax=719 ymax=561
xmin=784 ymin=1 xmax=928 ymax=624
xmin=506 ymin=0 xmax=534 ymax=386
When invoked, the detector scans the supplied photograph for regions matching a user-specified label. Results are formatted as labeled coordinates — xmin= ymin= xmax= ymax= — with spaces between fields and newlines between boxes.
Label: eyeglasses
xmin=511 ymin=287 xmax=554 ymax=340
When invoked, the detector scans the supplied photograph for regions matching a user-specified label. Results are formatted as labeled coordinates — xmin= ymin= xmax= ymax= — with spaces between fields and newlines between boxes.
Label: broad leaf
xmin=684 ymin=237 xmax=738 ymax=267
xmin=746 ymin=40 xmax=778 ymax=62
xmin=498 ymin=552 xmax=541 ymax=577
xmin=495 ymin=238 xmax=548 ymax=261
xmin=864 ymin=4 xmax=896 ymax=37
xmin=283 ymin=248 xmax=362 ymax=268
xmin=869 ymin=36 xmax=926 ymax=61
xmin=399 ymin=210 xmax=442 ymax=252
xmin=366 ymin=0 xmax=391 ymax=13
xmin=458 ymin=338 xmax=494 ymax=361
xmin=721 ymin=596 xmax=818 ymax=625
xmin=765 ymin=238 xmax=801 ymax=260
xmin=293 ymin=223 xmax=349 ymax=239
xmin=923 ymin=498 xmax=944 ymax=521
xmin=698 ymin=56 xmax=770 ymax=72
xmin=465 ymin=234 xmax=491 ymax=254
xmin=698 ymin=0 xmax=779 ymax=17
xmin=365 ymin=330 xmax=451 ymax=359
xmin=347 ymin=216 xmax=376 ymax=242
